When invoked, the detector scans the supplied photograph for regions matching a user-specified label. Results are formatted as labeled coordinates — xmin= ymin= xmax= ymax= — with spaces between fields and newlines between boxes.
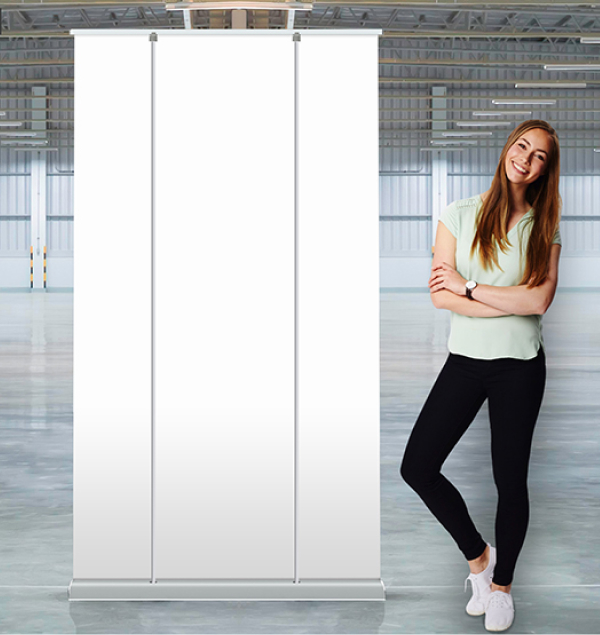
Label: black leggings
xmin=400 ymin=348 xmax=546 ymax=586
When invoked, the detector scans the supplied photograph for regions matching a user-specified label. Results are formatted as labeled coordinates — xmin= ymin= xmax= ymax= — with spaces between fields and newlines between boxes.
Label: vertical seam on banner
xmin=30 ymin=246 xmax=33 ymax=289
xmin=150 ymin=31 xmax=157 ymax=585
xmin=293 ymin=30 xmax=300 ymax=586
xmin=43 ymin=246 xmax=47 ymax=289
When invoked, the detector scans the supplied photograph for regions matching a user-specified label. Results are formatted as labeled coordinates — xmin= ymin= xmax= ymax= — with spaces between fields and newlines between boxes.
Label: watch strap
xmin=465 ymin=280 xmax=477 ymax=300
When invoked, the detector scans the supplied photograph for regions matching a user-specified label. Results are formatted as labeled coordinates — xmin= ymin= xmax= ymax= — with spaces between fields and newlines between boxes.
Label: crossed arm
xmin=429 ymin=221 xmax=561 ymax=317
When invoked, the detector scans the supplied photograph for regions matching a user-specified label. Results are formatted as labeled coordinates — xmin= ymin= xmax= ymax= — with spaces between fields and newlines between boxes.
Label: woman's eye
xmin=518 ymin=143 xmax=526 ymax=149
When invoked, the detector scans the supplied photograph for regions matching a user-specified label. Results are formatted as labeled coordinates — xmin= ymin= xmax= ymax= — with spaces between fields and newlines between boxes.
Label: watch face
xmin=466 ymin=280 xmax=476 ymax=290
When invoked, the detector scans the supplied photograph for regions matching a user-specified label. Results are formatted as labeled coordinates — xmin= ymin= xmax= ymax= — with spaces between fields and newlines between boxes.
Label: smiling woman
xmin=400 ymin=120 xmax=562 ymax=633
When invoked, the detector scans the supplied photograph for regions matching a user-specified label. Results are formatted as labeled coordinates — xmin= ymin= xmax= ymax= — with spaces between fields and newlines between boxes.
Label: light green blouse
xmin=438 ymin=194 xmax=561 ymax=360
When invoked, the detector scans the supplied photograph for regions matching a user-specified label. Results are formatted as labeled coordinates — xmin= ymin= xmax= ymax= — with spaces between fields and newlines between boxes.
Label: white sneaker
xmin=485 ymin=590 xmax=515 ymax=632
xmin=464 ymin=543 xmax=496 ymax=616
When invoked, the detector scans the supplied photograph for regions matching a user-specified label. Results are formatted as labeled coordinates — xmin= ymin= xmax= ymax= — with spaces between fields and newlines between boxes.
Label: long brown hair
xmin=470 ymin=119 xmax=561 ymax=287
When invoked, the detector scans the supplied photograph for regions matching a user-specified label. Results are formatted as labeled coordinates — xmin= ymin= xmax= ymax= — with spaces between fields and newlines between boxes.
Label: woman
xmin=400 ymin=120 xmax=561 ymax=632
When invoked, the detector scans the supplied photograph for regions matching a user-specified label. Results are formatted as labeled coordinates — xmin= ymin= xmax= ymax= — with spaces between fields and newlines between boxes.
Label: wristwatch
xmin=465 ymin=280 xmax=477 ymax=300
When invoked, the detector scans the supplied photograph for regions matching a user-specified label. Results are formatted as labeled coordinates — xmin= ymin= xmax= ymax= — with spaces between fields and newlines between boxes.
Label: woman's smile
xmin=511 ymin=160 xmax=529 ymax=176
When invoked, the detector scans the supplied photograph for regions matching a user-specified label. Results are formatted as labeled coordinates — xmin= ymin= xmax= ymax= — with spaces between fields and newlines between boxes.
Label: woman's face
xmin=504 ymin=128 xmax=552 ymax=187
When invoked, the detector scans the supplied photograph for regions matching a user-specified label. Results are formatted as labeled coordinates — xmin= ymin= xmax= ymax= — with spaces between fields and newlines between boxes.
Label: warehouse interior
xmin=1 ymin=1 xmax=599 ymax=632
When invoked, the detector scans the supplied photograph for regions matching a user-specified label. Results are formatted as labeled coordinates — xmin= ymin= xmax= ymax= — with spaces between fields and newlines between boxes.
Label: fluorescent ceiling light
xmin=457 ymin=121 xmax=513 ymax=127
xmin=0 ymin=122 xmax=23 ymax=127
xmin=544 ymin=64 xmax=600 ymax=71
xmin=0 ymin=131 xmax=38 ymax=137
xmin=166 ymin=2 xmax=312 ymax=9
xmin=473 ymin=110 xmax=532 ymax=116
xmin=594 ymin=148 xmax=600 ymax=153
xmin=430 ymin=140 xmax=478 ymax=145
xmin=420 ymin=148 xmax=467 ymax=152
xmin=1 ymin=140 xmax=48 ymax=145
xmin=580 ymin=37 xmax=600 ymax=44
xmin=492 ymin=99 xmax=556 ymax=105
xmin=441 ymin=131 xmax=493 ymax=137
xmin=0 ymin=146 xmax=58 ymax=152
xmin=515 ymin=82 xmax=586 ymax=88
xmin=0 ymin=112 xmax=6 ymax=116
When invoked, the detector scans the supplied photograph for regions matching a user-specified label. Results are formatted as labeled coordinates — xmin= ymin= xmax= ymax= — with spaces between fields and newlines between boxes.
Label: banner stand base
xmin=68 ymin=578 xmax=386 ymax=601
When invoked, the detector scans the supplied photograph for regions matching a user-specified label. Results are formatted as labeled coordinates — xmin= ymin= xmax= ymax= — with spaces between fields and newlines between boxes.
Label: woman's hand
xmin=429 ymin=262 xmax=467 ymax=296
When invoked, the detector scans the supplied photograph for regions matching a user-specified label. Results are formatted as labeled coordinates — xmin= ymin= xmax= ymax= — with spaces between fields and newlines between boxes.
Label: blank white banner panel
xmin=73 ymin=35 xmax=152 ymax=578
xmin=70 ymin=29 xmax=382 ymax=601
xmin=154 ymin=35 xmax=296 ymax=579
xmin=297 ymin=34 xmax=381 ymax=579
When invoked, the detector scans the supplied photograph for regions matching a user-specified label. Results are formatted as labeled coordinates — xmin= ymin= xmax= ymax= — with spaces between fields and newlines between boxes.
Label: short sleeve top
xmin=438 ymin=194 xmax=561 ymax=360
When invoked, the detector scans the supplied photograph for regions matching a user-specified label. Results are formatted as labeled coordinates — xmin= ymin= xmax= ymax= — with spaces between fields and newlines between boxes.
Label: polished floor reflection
xmin=0 ymin=289 xmax=598 ymax=633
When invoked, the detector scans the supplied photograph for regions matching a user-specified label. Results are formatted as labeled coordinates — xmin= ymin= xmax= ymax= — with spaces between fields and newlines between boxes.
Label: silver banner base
xmin=68 ymin=578 xmax=386 ymax=601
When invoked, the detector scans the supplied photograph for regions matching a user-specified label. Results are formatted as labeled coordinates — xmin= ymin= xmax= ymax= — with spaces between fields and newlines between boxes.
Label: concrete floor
xmin=0 ymin=288 xmax=599 ymax=633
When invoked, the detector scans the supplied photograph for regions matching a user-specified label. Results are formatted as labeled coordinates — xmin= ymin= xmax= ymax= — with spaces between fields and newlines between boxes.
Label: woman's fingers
xmin=429 ymin=274 xmax=446 ymax=289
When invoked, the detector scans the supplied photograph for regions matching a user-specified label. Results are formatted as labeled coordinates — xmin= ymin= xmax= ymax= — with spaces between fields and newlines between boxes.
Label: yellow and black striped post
xmin=43 ymin=246 xmax=47 ymax=289
xmin=30 ymin=246 xmax=33 ymax=289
